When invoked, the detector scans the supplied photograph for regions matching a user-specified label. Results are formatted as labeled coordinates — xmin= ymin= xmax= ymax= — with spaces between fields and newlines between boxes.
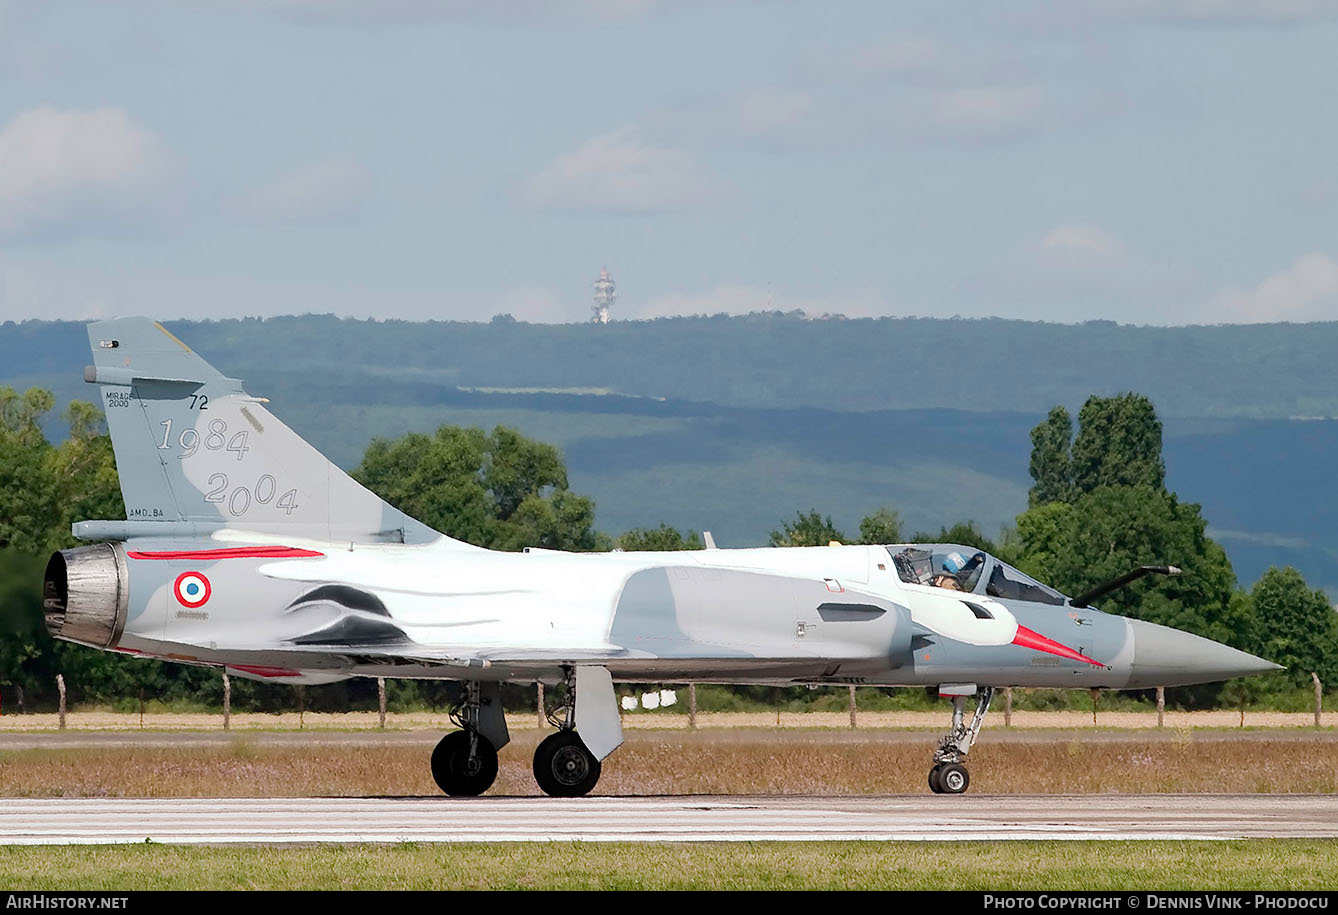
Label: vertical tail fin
xmin=85 ymin=318 xmax=443 ymax=545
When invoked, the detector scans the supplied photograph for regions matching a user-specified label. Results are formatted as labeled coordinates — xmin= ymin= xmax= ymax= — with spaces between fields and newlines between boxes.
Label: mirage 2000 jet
xmin=42 ymin=318 xmax=1280 ymax=796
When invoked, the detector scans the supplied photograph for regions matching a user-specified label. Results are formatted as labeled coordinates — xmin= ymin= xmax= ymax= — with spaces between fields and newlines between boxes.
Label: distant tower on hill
xmin=592 ymin=267 xmax=616 ymax=324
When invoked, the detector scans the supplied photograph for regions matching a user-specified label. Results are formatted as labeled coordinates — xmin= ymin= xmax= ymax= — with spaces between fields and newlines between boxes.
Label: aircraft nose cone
xmin=1124 ymin=618 xmax=1282 ymax=688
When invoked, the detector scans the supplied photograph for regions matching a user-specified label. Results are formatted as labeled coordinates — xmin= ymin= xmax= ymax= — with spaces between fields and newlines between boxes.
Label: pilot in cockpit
xmin=932 ymin=550 xmax=987 ymax=591
xmin=931 ymin=552 xmax=966 ymax=590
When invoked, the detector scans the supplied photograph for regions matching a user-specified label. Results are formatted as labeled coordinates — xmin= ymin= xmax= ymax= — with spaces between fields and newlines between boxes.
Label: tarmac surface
xmin=6 ymin=795 xmax=1338 ymax=844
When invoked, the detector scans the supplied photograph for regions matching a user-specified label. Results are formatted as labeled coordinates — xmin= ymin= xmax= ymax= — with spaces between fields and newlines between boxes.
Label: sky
xmin=1 ymin=0 xmax=1337 ymax=326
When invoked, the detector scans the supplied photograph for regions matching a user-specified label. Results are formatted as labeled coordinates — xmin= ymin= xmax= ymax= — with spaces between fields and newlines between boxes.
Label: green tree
xmin=910 ymin=521 xmax=998 ymax=556
xmin=51 ymin=400 xmax=125 ymax=540
xmin=497 ymin=488 xmax=601 ymax=552
xmin=353 ymin=424 xmax=599 ymax=551
xmin=0 ymin=389 xmax=124 ymax=554
xmin=1027 ymin=486 xmax=1245 ymax=646
xmin=0 ymin=387 xmax=60 ymax=552
xmin=1248 ymin=566 xmax=1338 ymax=689
xmin=769 ymin=510 xmax=845 ymax=547
xmin=0 ymin=549 xmax=53 ymax=706
xmin=1028 ymin=406 xmax=1073 ymax=506
xmin=1071 ymin=393 xmax=1165 ymax=495
xmin=617 ymin=524 xmax=704 ymax=551
xmin=856 ymin=507 xmax=902 ymax=544
xmin=1011 ymin=501 xmax=1072 ymax=584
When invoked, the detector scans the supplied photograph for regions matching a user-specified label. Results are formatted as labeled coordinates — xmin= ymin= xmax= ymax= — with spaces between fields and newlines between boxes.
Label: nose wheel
xmin=928 ymin=687 xmax=992 ymax=795
xmin=928 ymin=762 xmax=970 ymax=795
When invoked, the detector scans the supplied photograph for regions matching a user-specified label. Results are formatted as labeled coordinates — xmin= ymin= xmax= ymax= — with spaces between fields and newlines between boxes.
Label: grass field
xmin=2 ymin=841 xmax=1337 ymax=890
xmin=3 ymin=729 xmax=1337 ymax=796
xmin=2 ymin=708 xmax=1334 ymax=731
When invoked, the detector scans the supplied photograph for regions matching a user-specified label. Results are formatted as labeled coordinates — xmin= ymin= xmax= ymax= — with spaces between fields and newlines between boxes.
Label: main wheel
xmin=431 ymin=730 xmax=498 ymax=796
xmin=928 ymin=765 xmax=944 ymax=793
xmin=532 ymin=730 xmax=601 ymax=798
xmin=938 ymin=762 xmax=970 ymax=794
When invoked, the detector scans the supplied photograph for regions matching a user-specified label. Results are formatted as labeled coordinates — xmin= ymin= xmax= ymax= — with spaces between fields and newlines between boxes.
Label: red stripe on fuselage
xmin=229 ymin=665 xmax=303 ymax=678
xmin=126 ymin=546 xmax=324 ymax=560
xmin=1012 ymin=624 xmax=1105 ymax=667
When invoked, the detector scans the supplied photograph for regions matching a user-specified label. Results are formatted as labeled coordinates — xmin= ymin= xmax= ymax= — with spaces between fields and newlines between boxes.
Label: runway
xmin=5 ymin=795 xmax=1338 ymax=844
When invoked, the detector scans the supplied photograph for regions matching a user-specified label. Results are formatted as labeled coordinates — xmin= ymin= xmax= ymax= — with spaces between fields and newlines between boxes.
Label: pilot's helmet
xmin=942 ymin=551 xmax=966 ymax=574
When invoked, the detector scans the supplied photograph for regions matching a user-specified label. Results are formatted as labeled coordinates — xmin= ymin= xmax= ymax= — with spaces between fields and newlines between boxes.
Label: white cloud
xmin=229 ymin=158 xmax=373 ymax=225
xmin=736 ymin=90 xmax=816 ymax=136
xmin=1095 ymin=0 xmax=1337 ymax=23
xmin=0 ymin=254 xmax=584 ymax=323
xmin=1037 ymin=224 xmax=1129 ymax=259
xmin=211 ymin=0 xmax=685 ymax=23
xmin=928 ymin=86 xmax=1045 ymax=140
xmin=844 ymin=37 xmax=946 ymax=80
xmin=1216 ymin=253 xmax=1338 ymax=323
xmin=516 ymin=128 xmax=726 ymax=215
xmin=655 ymin=80 xmax=1051 ymax=150
xmin=965 ymin=223 xmax=1203 ymax=322
xmin=0 ymin=107 xmax=174 ymax=240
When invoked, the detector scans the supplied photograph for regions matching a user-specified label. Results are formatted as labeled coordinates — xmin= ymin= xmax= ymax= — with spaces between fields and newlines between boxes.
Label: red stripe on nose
xmin=1012 ymin=624 xmax=1105 ymax=667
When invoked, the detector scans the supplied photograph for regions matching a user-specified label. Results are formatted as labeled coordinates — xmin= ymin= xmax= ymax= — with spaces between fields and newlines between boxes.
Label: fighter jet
xmin=43 ymin=318 xmax=1280 ymax=796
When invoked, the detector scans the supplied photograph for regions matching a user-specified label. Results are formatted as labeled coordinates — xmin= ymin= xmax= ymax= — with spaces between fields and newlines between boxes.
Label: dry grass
xmin=2 ymin=730 xmax=1336 ymax=796
xmin=3 ymin=840 xmax=1338 ymax=890
xmin=2 ymin=709 xmax=1334 ymax=731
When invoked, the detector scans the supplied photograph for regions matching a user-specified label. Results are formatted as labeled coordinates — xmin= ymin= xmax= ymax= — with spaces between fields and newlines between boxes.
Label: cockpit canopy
xmin=886 ymin=544 xmax=1068 ymax=606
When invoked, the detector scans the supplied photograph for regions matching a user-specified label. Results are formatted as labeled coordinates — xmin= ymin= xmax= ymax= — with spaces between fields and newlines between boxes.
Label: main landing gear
xmin=431 ymin=681 xmax=506 ymax=796
xmin=928 ymin=686 xmax=994 ymax=795
xmin=533 ymin=667 xmax=602 ymax=797
xmin=428 ymin=668 xmax=621 ymax=799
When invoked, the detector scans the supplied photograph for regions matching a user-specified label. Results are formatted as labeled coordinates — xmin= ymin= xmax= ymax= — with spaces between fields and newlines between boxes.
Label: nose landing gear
xmin=928 ymin=686 xmax=993 ymax=795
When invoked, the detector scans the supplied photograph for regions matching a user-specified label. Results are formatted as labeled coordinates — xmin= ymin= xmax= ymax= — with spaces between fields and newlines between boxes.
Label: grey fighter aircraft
xmin=43 ymin=318 xmax=1280 ymax=796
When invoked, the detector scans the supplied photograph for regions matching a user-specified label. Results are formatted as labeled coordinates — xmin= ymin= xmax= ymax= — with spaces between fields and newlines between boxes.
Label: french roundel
xmin=174 ymin=571 xmax=211 ymax=608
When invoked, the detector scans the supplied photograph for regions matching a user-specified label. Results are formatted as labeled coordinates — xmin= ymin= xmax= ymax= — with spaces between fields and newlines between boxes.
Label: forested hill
xmin=3 ymin=314 xmax=1338 ymax=419
xmin=3 ymin=314 xmax=1337 ymax=591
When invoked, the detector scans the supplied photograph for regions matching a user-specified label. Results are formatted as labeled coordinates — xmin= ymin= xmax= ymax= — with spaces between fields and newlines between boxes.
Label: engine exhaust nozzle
xmin=43 ymin=543 xmax=128 ymax=649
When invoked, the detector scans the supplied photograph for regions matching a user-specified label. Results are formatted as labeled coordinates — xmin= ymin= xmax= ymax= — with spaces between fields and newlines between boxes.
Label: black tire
xmin=928 ymin=765 xmax=944 ymax=793
xmin=431 ymin=730 xmax=498 ymax=796
xmin=938 ymin=762 xmax=970 ymax=794
xmin=532 ymin=730 xmax=601 ymax=798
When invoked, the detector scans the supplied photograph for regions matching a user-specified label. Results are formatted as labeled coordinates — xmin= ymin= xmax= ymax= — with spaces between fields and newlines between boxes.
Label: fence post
xmin=848 ymin=685 xmax=857 ymax=729
xmin=1090 ymin=688 xmax=1099 ymax=726
xmin=139 ymin=687 xmax=145 ymax=729
xmin=297 ymin=686 xmax=305 ymax=729
xmin=377 ymin=677 xmax=386 ymax=729
xmin=56 ymin=675 xmax=66 ymax=730
xmin=1313 ymin=673 xmax=1323 ymax=728
xmin=1004 ymin=687 xmax=1013 ymax=728
xmin=537 ymin=682 xmax=545 ymax=728
xmin=1156 ymin=686 xmax=1165 ymax=728
xmin=688 ymin=683 xmax=697 ymax=730
xmin=222 ymin=673 xmax=231 ymax=731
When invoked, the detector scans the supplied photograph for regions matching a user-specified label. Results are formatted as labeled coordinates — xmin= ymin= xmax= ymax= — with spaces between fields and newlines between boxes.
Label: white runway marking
xmin=4 ymin=795 xmax=1337 ymax=844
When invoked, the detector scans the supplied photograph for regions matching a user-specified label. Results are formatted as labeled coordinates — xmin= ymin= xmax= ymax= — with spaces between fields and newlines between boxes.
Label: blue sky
xmin=1 ymin=0 xmax=1336 ymax=325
